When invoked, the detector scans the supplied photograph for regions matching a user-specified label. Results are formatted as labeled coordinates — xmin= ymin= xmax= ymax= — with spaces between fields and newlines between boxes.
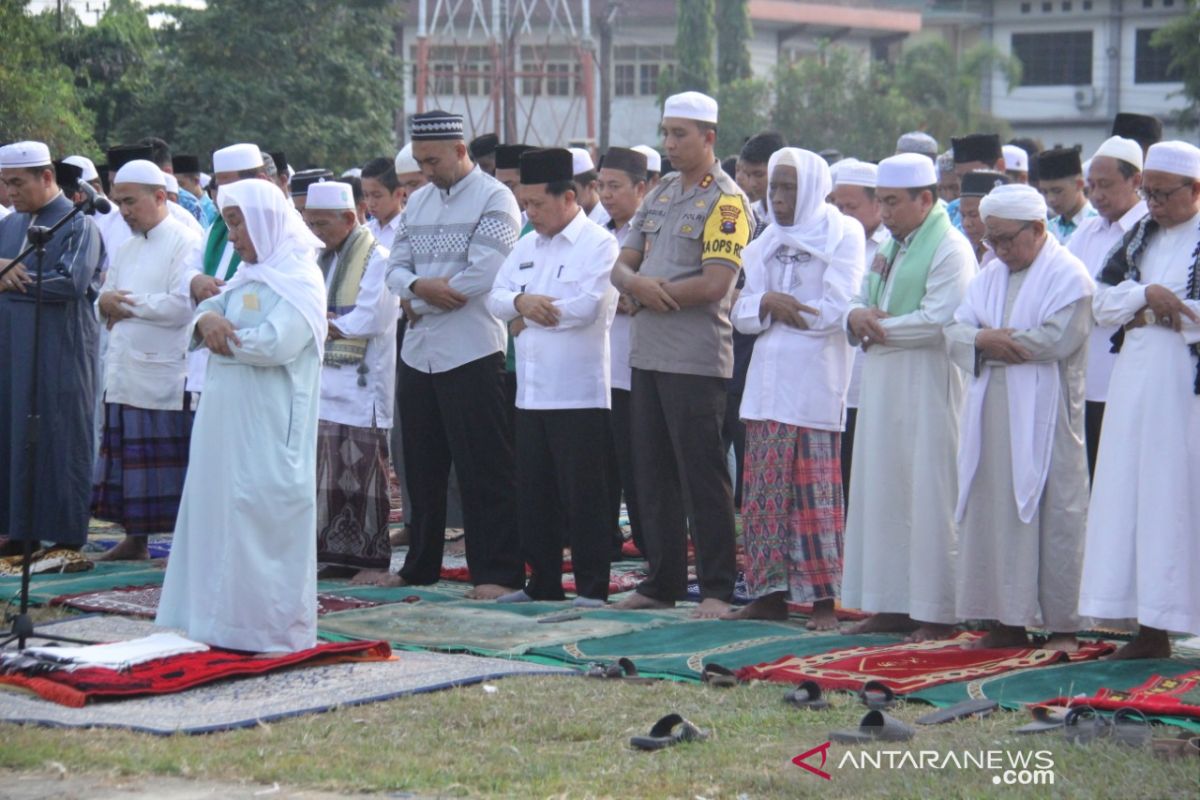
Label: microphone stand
xmin=0 ymin=196 xmax=99 ymax=650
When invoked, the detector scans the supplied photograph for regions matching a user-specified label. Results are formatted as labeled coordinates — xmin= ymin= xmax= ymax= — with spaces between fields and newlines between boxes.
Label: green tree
xmin=0 ymin=0 xmax=96 ymax=154
xmin=1153 ymin=1 xmax=1200 ymax=128
xmin=715 ymin=78 xmax=771 ymax=157
xmin=119 ymin=0 xmax=403 ymax=169
xmin=716 ymin=0 xmax=753 ymax=85
xmin=673 ymin=0 xmax=716 ymax=95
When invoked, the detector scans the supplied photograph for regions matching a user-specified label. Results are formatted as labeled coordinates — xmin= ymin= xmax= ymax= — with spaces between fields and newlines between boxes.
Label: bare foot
xmin=844 ymin=613 xmax=918 ymax=635
xmin=1042 ymin=632 xmax=1079 ymax=653
xmin=612 ymin=591 xmax=675 ymax=610
xmin=964 ymin=624 xmax=1029 ymax=649
xmin=465 ymin=583 xmax=521 ymax=600
xmin=720 ymin=593 xmax=788 ymax=621
xmin=368 ymin=572 xmax=409 ymax=588
xmin=349 ymin=569 xmax=395 ymax=586
xmin=389 ymin=526 xmax=411 ymax=548
xmin=1106 ymin=626 xmax=1171 ymax=660
xmin=806 ymin=599 xmax=839 ymax=631
xmin=692 ymin=598 xmax=731 ymax=619
xmin=96 ymin=536 xmax=149 ymax=561
xmin=906 ymin=623 xmax=957 ymax=643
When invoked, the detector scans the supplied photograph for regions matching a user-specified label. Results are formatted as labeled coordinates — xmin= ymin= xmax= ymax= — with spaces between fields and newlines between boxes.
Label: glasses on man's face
xmin=1140 ymin=182 xmax=1193 ymax=205
xmin=982 ymin=223 xmax=1032 ymax=250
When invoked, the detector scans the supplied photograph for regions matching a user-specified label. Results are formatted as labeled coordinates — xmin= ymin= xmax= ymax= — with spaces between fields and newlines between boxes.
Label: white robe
xmin=156 ymin=280 xmax=322 ymax=652
xmin=1079 ymin=212 xmax=1200 ymax=636
xmin=946 ymin=261 xmax=1092 ymax=631
xmin=840 ymin=227 xmax=977 ymax=623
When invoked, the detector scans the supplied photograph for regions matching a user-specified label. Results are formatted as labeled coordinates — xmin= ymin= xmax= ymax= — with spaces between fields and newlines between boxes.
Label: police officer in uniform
xmin=610 ymin=91 xmax=751 ymax=618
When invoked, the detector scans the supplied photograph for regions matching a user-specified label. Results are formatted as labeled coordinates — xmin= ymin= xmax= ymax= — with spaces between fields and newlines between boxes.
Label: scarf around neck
xmin=867 ymin=201 xmax=951 ymax=315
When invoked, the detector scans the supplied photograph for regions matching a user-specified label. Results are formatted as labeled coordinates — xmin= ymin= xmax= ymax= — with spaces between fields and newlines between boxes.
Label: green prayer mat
xmin=0 ymin=562 xmax=166 ymax=605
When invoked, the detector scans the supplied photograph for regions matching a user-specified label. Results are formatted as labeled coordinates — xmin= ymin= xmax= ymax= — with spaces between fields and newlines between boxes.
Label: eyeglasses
xmin=1140 ymin=183 xmax=1193 ymax=205
xmin=982 ymin=223 xmax=1032 ymax=250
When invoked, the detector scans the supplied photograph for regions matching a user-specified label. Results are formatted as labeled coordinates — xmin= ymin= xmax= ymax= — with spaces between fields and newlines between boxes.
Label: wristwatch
xmin=1144 ymin=309 xmax=1157 ymax=326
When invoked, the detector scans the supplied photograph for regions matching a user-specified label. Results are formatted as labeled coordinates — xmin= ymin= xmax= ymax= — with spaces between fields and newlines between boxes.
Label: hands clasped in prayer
xmin=625 ymin=274 xmax=679 ymax=312
xmin=196 ymin=312 xmax=241 ymax=356
xmin=974 ymin=327 xmax=1032 ymax=364
xmin=1137 ymin=283 xmax=1200 ymax=332
xmin=846 ymin=307 xmax=890 ymax=348
xmin=0 ymin=259 xmax=31 ymax=293
xmin=760 ymin=291 xmax=816 ymax=329
xmin=98 ymin=289 xmax=138 ymax=329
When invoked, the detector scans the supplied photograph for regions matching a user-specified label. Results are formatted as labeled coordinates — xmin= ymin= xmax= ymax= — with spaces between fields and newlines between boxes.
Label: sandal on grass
xmin=783 ymin=680 xmax=830 ymax=710
xmin=829 ymin=709 xmax=915 ymax=744
xmin=630 ymin=713 xmax=709 ymax=751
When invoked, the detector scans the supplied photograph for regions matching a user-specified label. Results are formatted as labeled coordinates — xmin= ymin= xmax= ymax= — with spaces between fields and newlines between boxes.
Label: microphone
xmin=75 ymin=181 xmax=112 ymax=215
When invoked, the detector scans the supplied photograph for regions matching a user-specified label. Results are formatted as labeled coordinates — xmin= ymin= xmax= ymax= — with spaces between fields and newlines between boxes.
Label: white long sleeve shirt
xmin=486 ymin=209 xmax=619 ymax=410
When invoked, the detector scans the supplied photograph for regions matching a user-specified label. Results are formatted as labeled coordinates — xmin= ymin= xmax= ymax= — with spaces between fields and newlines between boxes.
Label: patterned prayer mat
xmin=0 ymin=561 xmax=167 ymax=605
xmin=735 ymin=631 xmax=1115 ymax=693
xmin=1034 ymin=669 xmax=1200 ymax=719
xmin=51 ymin=585 xmax=382 ymax=618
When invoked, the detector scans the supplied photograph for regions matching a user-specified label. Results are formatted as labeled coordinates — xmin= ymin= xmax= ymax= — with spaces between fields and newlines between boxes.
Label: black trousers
xmin=1085 ymin=400 xmax=1104 ymax=484
xmin=721 ymin=391 xmax=747 ymax=510
xmin=841 ymin=406 xmax=858 ymax=506
xmin=606 ymin=388 xmax=644 ymax=556
xmin=630 ymin=368 xmax=737 ymax=602
xmin=398 ymin=352 xmax=523 ymax=588
xmin=517 ymin=408 xmax=612 ymax=600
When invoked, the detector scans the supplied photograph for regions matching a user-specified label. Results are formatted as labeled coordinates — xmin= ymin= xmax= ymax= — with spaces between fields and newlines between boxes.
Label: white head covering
xmin=164 ymin=174 xmax=180 ymax=194
xmin=757 ymin=147 xmax=844 ymax=264
xmin=394 ymin=143 xmax=419 ymax=174
xmin=113 ymin=159 xmax=167 ymax=187
xmin=979 ymin=183 xmax=1047 ymax=223
xmin=569 ymin=147 xmax=595 ymax=176
xmin=199 ymin=172 xmax=212 ymax=190
xmin=1143 ymin=141 xmax=1200 ymax=179
xmin=341 ymin=167 xmax=362 ymax=179
xmin=306 ymin=181 xmax=355 ymax=210
xmin=64 ymin=155 xmax=99 ymax=183
xmin=896 ymin=131 xmax=939 ymax=157
xmin=1001 ymin=145 xmax=1029 ymax=173
xmin=833 ymin=158 xmax=877 ymax=189
xmin=1091 ymin=136 xmax=1143 ymax=171
xmin=213 ymin=143 xmax=264 ymax=173
xmin=876 ymin=153 xmax=938 ymax=189
xmin=662 ymin=91 xmax=718 ymax=125
xmin=632 ymin=145 xmax=661 ymax=173
xmin=0 ymin=141 xmax=52 ymax=169
xmin=217 ymin=180 xmax=328 ymax=359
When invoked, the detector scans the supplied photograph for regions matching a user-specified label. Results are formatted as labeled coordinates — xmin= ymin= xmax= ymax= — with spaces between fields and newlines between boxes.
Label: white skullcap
xmin=341 ymin=167 xmax=362 ymax=179
xmin=213 ymin=143 xmax=263 ymax=173
xmin=834 ymin=158 xmax=877 ymax=188
xmin=876 ymin=153 xmax=938 ymax=189
xmin=632 ymin=145 xmax=661 ymax=173
xmin=306 ymin=180 xmax=356 ymax=211
xmin=113 ymin=159 xmax=167 ymax=187
xmin=394 ymin=143 xmax=419 ymax=174
xmin=662 ymin=91 xmax=718 ymax=125
xmin=569 ymin=147 xmax=595 ymax=176
xmin=199 ymin=172 xmax=212 ymax=189
xmin=979 ymin=183 xmax=1047 ymax=223
xmin=896 ymin=131 xmax=939 ymax=157
xmin=0 ymin=141 xmax=52 ymax=169
xmin=63 ymin=155 xmax=99 ymax=182
xmin=164 ymin=173 xmax=180 ymax=193
xmin=1144 ymin=141 xmax=1200 ymax=179
xmin=1001 ymin=145 xmax=1029 ymax=173
xmin=1082 ymin=158 xmax=1092 ymax=179
xmin=1092 ymin=136 xmax=1144 ymax=171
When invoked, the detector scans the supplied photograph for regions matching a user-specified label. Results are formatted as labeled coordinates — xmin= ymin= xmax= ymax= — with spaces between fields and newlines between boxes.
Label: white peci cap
xmin=876 ymin=153 xmax=938 ymax=189
xmin=394 ymin=143 xmax=419 ymax=174
xmin=0 ymin=141 xmax=52 ymax=169
xmin=63 ymin=155 xmax=99 ymax=182
xmin=1144 ymin=141 xmax=1200 ymax=179
xmin=306 ymin=180 xmax=356 ymax=210
xmin=569 ymin=147 xmax=595 ymax=176
xmin=1001 ymin=145 xmax=1029 ymax=173
xmin=662 ymin=91 xmax=718 ymax=125
xmin=631 ymin=145 xmax=661 ymax=173
xmin=1091 ymin=136 xmax=1144 ymax=172
xmin=834 ymin=158 xmax=878 ymax=189
xmin=212 ymin=143 xmax=264 ymax=173
xmin=113 ymin=159 xmax=167 ymax=187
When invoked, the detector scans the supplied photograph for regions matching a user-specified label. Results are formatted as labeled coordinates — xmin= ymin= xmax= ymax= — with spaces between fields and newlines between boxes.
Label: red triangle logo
xmin=792 ymin=741 xmax=832 ymax=780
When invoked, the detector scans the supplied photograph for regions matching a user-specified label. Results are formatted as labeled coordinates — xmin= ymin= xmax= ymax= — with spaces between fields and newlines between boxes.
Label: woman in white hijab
xmin=721 ymin=148 xmax=866 ymax=629
xmin=157 ymin=179 xmax=328 ymax=653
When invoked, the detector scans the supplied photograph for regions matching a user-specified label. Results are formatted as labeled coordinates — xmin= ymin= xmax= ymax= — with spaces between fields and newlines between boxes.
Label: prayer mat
xmin=88 ymin=537 xmax=172 ymax=559
xmin=0 ymin=547 xmax=93 ymax=577
xmin=0 ymin=638 xmax=392 ymax=707
xmin=50 ymin=585 xmax=382 ymax=618
xmin=735 ymin=631 xmax=1115 ymax=693
xmin=1034 ymin=670 xmax=1200 ymax=719
xmin=0 ymin=561 xmax=165 ymax=605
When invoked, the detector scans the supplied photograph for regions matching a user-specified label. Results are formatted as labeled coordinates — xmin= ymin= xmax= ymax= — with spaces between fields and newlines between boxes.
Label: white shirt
xmin=587 ymin=201 xmax=611 ymax=228
xmin=486 ymin=209 xmax=618 ymax=410
xmin=93 ymin=207 xmax=133 ymax=269
xmin=0 ymin=204 xmax=11 ymax=221
xmin=606 ymin=217 xmax=635 ymax=391
xmin=734 ymin=219 xmax=866 ymax=431
xmin=319 ymin=235 xmax=398 ymax=428
xmin=168 ymin=200 xmax=204 ymax=237
xmin=180 ymin=230 xmax=240 ymax=392
xmin=846 ymin=224 xmax=890 ymax=408
xmin=367 ymin=212 xmax=401 ymax=249
xmin=96 ymin=214 xmax=200 ymax=410
xmin=1067 ymin=199 xmax=1148 ymax=402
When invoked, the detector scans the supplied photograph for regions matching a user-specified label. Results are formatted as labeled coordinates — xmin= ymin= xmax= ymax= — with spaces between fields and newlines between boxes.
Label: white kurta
xmin=1079 ymin=212 xmax=1200 ymax=636
xmin=156 ymin=281 xmax=322 ymax=652
xmin=844 ymin=225 xmax=888 ymax=409
xmin=946 ymin=267 xmax=1092 ymax=631
xmin=840 ymin=227 xmax=977 ymax=623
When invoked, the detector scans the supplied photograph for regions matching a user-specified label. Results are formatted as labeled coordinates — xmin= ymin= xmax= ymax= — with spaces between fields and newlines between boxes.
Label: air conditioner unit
xmin=1073 ymin=85 xmax=1098 ymax=109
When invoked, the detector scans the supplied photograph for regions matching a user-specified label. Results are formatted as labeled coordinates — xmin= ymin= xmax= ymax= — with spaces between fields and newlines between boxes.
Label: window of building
xmin=1012 ymin=31 xmax=1092 ymax=85
xmin=612 ymin=44 xmax=676 ymax=97
xmin=614 ymin=63 xmax=636 ymax=96
xmin=1135 ymin=28 xmax=1181 ymax=83
xmin=546 ymin=62 xmax=573 ymax=96
xmin=639 ymin=64 xmax=661 ymax=96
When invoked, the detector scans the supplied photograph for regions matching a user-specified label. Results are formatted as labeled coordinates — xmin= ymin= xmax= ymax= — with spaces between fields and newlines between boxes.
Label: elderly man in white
xmin=946 ymin=184 xmax=1094 ymax=652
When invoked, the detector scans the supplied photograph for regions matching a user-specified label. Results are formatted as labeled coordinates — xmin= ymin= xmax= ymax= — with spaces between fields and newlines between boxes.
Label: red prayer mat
xmin=1035 ymin=670 xmax=1200 ymax=720
xmin=50 ymin=586 xmax=381 ymax=618
xmin=0 ymin=639 xmax=392 ymax=707
xmin=735 ymin=631 xmax=1116 ymax=694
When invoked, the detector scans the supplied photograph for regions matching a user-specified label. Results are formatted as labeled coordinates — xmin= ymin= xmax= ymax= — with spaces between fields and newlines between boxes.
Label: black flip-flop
xmin=630 ymin=713 xmax=709 ymax=751
xmin=584 ymin=657 xmax=655 ymax=684
xmin=915 ymin=698 xmax=998 ymax=725
xmin=701 ymin=663 xmax=739 ymax=688
xmin=1111 ymin=707 xmax=1153 ymax=747
xmin=1063 ymin=705 xmax=1112 ymax=745
xmin=783 ymin=680 xmax=829 ymax=710
xmin=859 ymin=680 xmax=897 ymax=709
xmin=829 ymin=709 xmax=915 ymax=744
xmin=1013 ymin=705 xmax=1069 ymax=735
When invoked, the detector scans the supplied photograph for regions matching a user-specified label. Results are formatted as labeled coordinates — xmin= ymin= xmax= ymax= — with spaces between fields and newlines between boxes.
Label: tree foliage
xmin=674 ymin=0 xmax=716 ymax=95
xmin=1153 ymin=1 xmax=1200 ymax=128
xmin=716 ymin=0 xmax=753 ymax=86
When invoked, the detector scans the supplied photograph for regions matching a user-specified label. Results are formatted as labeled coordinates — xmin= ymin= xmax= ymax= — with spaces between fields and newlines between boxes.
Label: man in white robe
xmin=842 ymin=153 xmax=977 ymax=641
xmin=946 ymin=184 xmax=1094 ymax=651
xmin=156 ymin=180 xmax=327 ymax=653
xmin=1079 ymin=141 xmax=1200 ymax=659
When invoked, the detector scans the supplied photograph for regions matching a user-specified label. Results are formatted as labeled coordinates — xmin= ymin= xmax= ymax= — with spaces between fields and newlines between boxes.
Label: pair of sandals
xmin=783 ymin=679 xmax=898 ymax=712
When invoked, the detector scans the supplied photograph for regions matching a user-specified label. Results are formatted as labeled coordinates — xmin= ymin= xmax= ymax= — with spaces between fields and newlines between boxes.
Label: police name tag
xmin=242 ymin=293 xmax=260 ymax=310
xmin=518 ymin=261 xmax=534 ymax=270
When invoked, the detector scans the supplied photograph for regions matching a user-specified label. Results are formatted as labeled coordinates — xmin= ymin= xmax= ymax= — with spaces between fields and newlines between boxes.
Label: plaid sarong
xmin=741 ymin=420 xmax=844 ymax=603
xmin=91 ymin=402 xmax=194 ymax=536
xmin=316 ymin=421 xmax=392 ymax=570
